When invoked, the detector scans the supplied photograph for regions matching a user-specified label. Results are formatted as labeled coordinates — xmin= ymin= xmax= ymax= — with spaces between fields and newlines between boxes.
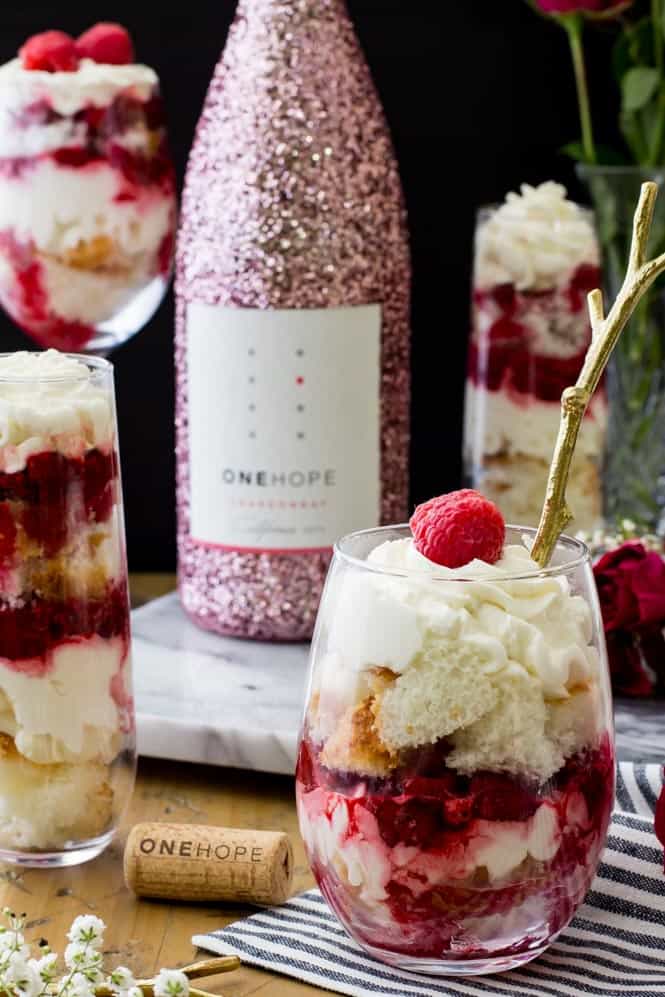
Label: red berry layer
xmin=0 ymin=232 xmax=94 ymax=350
xmin=467 ymin=265 xmax=602 ymax=404
xmin=0 ymin=448 xmax=117 ymax=558
xmin=0 ymin=93 xmax=175 ymax=195
xmin=0 ymin=583 xmax=130 ymax=667
xmin=297 ymin=734 xmax=614 ymax=961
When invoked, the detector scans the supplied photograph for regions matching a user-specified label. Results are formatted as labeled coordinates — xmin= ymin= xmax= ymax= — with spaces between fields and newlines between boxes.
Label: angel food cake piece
xmin=297 ymin=490 xmax=614 ymax=961
xmin=464 ymin=182 xmax=606 ymax=530
xmin=0 ymin=350 xmax=132 ymax=851
xmin=0 ymin=24 xmax=176 ymax=350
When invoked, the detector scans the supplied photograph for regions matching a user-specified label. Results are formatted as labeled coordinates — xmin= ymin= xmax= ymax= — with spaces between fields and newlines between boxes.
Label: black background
xmin=0 ymin=2 xmax=620 ymax=569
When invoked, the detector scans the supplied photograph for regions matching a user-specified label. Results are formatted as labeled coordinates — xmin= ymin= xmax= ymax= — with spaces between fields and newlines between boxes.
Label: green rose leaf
xmin=622 ymin=66 xmax=660 ymax=113
xmin=561 ymin=140 xmax=626 ymax=164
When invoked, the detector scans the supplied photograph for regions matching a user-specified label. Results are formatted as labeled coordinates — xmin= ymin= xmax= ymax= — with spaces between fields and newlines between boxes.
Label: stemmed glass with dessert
xmin=0 ymin=23 xmax=177 ymax=355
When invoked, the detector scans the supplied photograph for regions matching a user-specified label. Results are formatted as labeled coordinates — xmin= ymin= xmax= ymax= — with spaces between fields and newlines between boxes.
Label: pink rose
xmin=535 ymin=0 xmax=633 ymax=15
xmin=594 ymin=542 xmax=665 ymax=697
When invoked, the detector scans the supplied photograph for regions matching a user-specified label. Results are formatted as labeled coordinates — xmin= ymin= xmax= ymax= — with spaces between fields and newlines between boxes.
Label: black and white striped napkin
xmin=193 ymin=763 xmax=665 ymax=997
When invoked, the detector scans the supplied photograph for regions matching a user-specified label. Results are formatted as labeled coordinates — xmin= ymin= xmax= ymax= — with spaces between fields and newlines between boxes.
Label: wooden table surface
xmin=0 ymin=575 xmax=327 ymax=997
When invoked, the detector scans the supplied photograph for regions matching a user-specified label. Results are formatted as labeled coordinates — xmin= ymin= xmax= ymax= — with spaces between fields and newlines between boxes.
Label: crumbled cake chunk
xmin=321 ymin=698 xmax=397 ymax=777
xmin=373 ymin=637 xmax=500 ymax=752
xmin=0 ymin=732 xmax=113 ymax=849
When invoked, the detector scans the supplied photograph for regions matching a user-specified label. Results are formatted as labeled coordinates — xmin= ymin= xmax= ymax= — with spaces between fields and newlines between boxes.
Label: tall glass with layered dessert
xmin=0 ymin=350 xmax=135 ymax=866
xmin=464 ymin=182 xmax=606 ymax=530
xmin=0 ymin=23 xmax=177 ymax=354
xmin=297 ymin=495 xmax=614 ymax=975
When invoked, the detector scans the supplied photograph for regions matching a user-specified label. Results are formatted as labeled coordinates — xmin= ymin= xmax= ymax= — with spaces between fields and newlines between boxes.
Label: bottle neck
xmin=238 ymin=0 xmax=350 ymax=24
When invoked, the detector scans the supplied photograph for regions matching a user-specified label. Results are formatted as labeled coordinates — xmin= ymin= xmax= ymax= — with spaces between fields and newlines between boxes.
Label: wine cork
xmin=124 ymin=823 xmax=293 ymax=905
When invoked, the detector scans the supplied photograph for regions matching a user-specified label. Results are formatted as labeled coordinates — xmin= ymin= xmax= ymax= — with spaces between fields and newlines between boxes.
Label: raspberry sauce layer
xmin=297 ymin=734 xmax=614 ymax=961
xmin=0 ymin=231 xmax=96 ymax=349
xmin=0 ymin=88 xmax=175 ymax=192
xmin=467 ymin=265 xmax=602 ymax=403
xmin=0 ymin=448 xmax=118 ymax=557
xmin=0 ymin=582 xmax=130 ymax=665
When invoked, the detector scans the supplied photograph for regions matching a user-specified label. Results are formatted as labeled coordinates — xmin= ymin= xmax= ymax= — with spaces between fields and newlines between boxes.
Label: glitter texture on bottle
xmin=175 ymin=0 xmax=411 ymax=640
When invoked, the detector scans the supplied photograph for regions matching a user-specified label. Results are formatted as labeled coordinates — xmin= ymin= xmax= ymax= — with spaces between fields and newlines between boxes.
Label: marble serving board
xmin=132 ymin=592 xmax=308 ymax=775
xmin=132 ymin=592 xmax=665 ymax=773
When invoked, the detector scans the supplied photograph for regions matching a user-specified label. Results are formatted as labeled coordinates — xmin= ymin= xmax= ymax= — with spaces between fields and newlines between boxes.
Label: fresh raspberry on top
xmin=20 ymin=31 xmax=79 ymax=73
xmin=410 ymin=489 xmax=505 ymax=568
xmin=77 ymin=23 xmax=135 ymax=65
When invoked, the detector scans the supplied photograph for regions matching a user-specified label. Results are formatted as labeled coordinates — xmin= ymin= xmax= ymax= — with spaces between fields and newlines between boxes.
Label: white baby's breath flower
xmin=30 ymin=951 xmax=58 ymax=982
xmin=64 ymin=942 xmax=87 ymax=969
xmin=67 ymin=916 xmax=106 ymax=949
xmin=67 ymin=973 xmax=97 ymax=997
xmin=2 ymin=952 xmax=41 ymax=997
xmin=0 ymin=930 xmax=30 ymax=958
xmin=110 ymin=966 xmax=135 ymax=993
xmin=82 ymin=965 xmax=104 ymax=986
xmin=126 ymin=987 xmax=143 ymax=997
xmin=153 ymin=969 xmax=190 ymax=997
xmin=64 ymin=942 xmax=103 ymax=973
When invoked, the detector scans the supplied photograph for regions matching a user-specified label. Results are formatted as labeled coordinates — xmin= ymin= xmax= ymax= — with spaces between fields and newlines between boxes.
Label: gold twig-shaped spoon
xmin=532 ymin=181 xmax=665 ymax=567
xmin=96 ymin=956 xmax=242 ymax=997
xmin=176 ymin=957 xmax=241 ymax=980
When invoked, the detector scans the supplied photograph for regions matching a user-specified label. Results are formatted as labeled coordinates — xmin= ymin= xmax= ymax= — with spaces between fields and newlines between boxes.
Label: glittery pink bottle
xmin=175 ymin=0 xmax=411 ymax=640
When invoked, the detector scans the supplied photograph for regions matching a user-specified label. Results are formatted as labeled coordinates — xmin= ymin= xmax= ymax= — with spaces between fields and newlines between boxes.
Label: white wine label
xmin=187 ymin=303 xmax=381 ymax=551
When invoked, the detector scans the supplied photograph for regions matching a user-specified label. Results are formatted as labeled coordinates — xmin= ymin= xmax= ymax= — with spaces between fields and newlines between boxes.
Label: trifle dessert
xmin=0 ymin=350 xmax=134 ymax=862
xmin=464 ymin=182 xmax=606 ymax=530
xmin=296 ymin=490 xmax=614 ymax=973
xmin=0 ymin=24 xmax=176 ymax=352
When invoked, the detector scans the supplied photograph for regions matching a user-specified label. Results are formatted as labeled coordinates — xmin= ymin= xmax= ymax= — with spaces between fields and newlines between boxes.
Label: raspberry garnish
xmin=410 ymin=489 xmax=505 ymax=568
xmin=20 ymin=31 xmax=79 ymax=73
xmin=77 ymin=23 xmax=135 ymax=65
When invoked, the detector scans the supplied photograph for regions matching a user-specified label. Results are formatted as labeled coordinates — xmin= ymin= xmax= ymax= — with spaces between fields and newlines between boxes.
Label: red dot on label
xmin=296 ymin=376 xmax=304 ymax=385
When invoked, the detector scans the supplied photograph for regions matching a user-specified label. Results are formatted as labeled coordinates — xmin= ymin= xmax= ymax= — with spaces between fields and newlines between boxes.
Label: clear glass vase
xmin=296 ymin=524 xmax=615 ymax=976
xmin=579 ymin=165 xmax=665 ymax=532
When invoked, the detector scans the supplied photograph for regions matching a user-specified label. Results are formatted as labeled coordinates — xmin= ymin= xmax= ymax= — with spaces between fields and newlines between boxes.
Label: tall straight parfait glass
xmin=296 ymin=524 xmax=614 ymax=975
xmin=464 ymin=182 xmax=606 ymax=531
xmin=0 ymin=351 xmax=135 ymax=866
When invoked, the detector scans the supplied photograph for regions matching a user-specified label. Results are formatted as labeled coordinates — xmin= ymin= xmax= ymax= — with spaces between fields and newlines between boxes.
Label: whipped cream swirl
xmin=474 ymin=182 xmax=599 ymax=291
xmin=0 ymin=58 xmax=158 ymax=118
xmin=0 ymin=351 xmax=114 ymax=467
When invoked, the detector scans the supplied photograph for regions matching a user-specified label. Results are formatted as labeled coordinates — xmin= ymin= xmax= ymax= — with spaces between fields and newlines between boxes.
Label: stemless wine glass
xmin=463 ymin=192 xmax=605 ymax=530
xmin=0 ymin=352 xmax=135 ymax=866
xmin=0 ymin=63 xmax=177 ymax=355
xmin=296 ymin=525 xmax=615 ymax=976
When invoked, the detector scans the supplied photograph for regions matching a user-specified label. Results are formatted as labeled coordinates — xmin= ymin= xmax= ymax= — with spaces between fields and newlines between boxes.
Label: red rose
xmin=594 ymin=542 xmax=665 ymax=696
xmin=605 ymin=631 xmax=656 ymax=696
xmin=535 ymin=0 xmax=633 ymax=15
xmin=594 ymin=542 xmax=665 ymax=628
xmin=656 ymin=770 xmax=665 ymax=871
